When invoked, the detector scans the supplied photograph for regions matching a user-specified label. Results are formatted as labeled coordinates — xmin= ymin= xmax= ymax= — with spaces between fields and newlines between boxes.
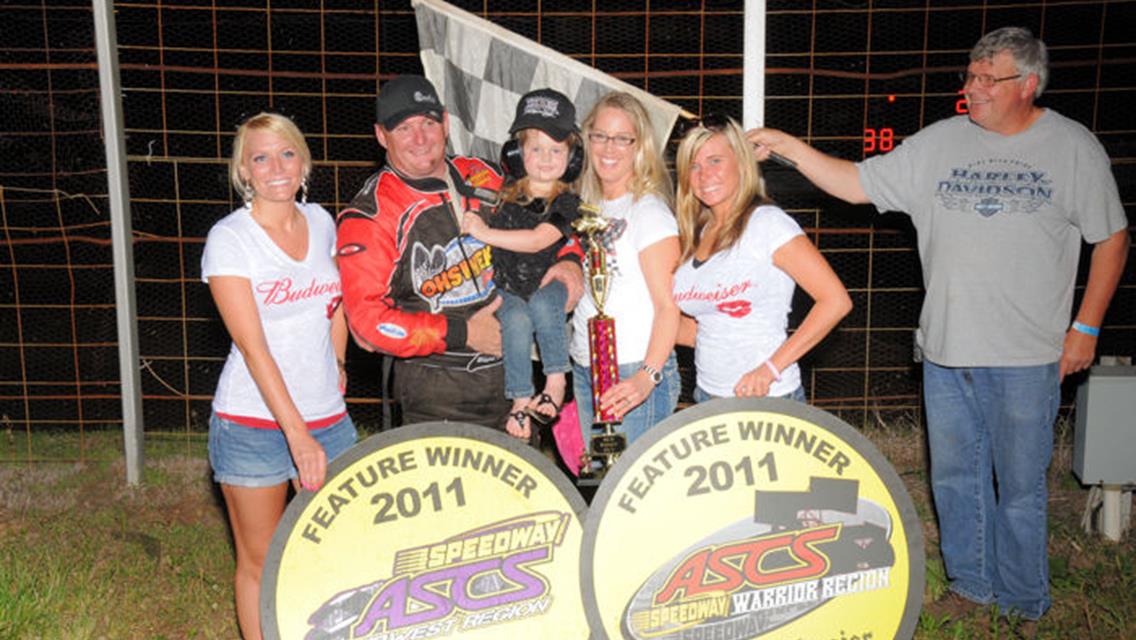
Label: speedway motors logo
xmin=582 ymin=398 xmax=923 ymax=640
xmin=308 ymin=512 xmax=570 ymax=638
xmin=261 ymin=424 xmax=588 ymax=639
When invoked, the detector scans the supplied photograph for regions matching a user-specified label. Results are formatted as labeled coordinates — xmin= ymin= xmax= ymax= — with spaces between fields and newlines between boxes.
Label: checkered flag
xmin=413 ymin=0 xmax=683 ymax=160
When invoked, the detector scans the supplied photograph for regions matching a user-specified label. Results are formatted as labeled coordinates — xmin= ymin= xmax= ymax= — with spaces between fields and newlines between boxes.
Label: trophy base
xmin=576 ymin=458 xmax=604 ymax=488
xmin=591 ymin=431 xmax=627 ymax=458
xmin=577 ymin=453 xmax=613 ymax=487
xmin=576 ymin=423 xmax=625 ymax=487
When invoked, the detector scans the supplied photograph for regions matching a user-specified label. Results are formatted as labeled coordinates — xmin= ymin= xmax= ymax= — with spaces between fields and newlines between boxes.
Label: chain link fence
xmin=2 ymin=0 xmax=1132 ymax=461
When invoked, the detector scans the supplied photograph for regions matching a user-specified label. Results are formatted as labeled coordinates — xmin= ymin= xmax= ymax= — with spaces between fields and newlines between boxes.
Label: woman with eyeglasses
xmin=673 ymin=115 xmax=851 ymax=402
xmin=570 ymin=91 xmax=681 ymax=446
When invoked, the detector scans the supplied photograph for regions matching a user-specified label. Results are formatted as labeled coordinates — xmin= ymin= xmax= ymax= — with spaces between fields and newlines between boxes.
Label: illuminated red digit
xmin=956 ymin=89 xmax=968 ymax=114
xmin=879 ymin=127 xmax=894 ymax=151
xmin=863 ymin=128 xmax=877 ymax=153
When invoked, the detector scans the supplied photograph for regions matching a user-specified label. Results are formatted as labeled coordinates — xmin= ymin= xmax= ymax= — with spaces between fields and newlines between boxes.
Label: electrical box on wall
xmin=1073 ymin=366 xmax=1136 ymax=485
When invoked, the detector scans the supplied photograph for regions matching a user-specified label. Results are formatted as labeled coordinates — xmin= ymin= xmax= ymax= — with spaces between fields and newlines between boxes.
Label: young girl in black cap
xmin=462 ymin=88 xmax=585 ymax=442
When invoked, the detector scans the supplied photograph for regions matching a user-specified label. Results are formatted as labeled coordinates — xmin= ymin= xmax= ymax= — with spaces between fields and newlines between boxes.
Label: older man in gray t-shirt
xmin=748 ymin=27 xmax=1128 ymax=624
xmin=858 ymin=108 xmax=1125 ymax=368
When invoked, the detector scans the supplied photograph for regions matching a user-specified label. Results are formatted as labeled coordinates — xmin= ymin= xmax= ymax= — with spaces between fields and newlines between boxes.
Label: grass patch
xmin=0 ymin=426 xmax=210 ymax=464
xmin=863 ymin=411 xmax=1136 ymax=639
xmin=0 ymin=442 xmax=236 ymax=639
xmin=0 ymin=425 xmax=1133 ymax=638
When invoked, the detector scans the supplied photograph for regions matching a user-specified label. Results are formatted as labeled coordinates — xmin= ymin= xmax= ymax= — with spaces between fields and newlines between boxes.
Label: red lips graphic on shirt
xmin=717 ymin=300 xmax=752 ymax=318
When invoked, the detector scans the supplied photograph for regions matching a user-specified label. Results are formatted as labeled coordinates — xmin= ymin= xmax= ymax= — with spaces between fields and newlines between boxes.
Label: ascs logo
xmin=261 ymin=424 xmax=589 ymax=640
xmin=582 ymin=398 xmax=923 ymax=640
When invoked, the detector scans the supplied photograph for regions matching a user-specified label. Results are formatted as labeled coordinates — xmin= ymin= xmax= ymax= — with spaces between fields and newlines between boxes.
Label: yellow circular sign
xmin=262 ymin=423 xmax=589 ymax=639
xmin=582 ymin=398 xmax=923 ymax=639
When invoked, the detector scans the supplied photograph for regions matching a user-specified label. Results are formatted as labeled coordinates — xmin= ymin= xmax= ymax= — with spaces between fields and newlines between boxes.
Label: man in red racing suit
xmin=337 ymin=75 xmax=582 ymax=428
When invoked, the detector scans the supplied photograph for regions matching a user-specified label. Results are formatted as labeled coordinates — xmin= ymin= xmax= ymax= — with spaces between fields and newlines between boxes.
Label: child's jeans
xmin=497 ymin=282 xmax=570 ymax=400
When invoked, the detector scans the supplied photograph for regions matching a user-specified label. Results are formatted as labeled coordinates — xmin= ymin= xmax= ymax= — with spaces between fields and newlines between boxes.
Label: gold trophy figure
xmin=572 ymin=204 xmax=626 ymax=480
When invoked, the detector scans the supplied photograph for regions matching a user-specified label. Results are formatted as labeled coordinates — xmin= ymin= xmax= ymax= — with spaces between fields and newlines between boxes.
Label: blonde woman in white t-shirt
xmin=672 ymin=115 xmax=851 ymax=402
xmin=202 ymin=112 xmax=356 ymax=639
xmin=570 ymin=92 xmax=682 ymax=447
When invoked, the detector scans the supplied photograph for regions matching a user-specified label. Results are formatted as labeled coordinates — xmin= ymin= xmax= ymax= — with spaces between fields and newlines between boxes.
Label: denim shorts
xmin=208 ymin=412 xmax=358 ymax=487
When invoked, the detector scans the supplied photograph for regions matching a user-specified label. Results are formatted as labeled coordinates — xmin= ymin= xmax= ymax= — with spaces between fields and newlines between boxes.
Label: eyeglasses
xmin=959 ymin=71 xmax=1022 ymax=88
xmin=587 ymin=132 xmax=636 ymax=148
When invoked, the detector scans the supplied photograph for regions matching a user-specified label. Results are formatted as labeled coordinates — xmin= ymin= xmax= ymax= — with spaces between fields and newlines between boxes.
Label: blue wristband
xmin=1071 ymin=321 xmax=1100 ymax=337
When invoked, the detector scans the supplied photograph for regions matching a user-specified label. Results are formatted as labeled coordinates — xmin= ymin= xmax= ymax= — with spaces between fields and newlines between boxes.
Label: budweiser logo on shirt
xmin=673 ymin=279 xmax=752 ymax=304
xmin=256 ymin=277 xmax=341 ymax=306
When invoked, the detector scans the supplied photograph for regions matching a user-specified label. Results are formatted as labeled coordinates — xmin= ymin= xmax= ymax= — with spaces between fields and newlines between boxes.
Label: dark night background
xmin=0 ymin=1 xmax=1131 ymax=451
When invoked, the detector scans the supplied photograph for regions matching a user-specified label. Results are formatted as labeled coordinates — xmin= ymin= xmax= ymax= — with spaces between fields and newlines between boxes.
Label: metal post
xmin=1099 ymin=485 xmax=1132 ymax=542
xmin=742 ymin=0 xmax=767 ymax=130
xmin=92 ymin=0 xmax=145 ymax=484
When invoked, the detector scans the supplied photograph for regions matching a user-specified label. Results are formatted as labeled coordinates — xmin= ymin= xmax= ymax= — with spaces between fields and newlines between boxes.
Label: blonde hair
xmin=674 ymin=116 xmax=771 ymax=263
xmin=500 ymin=129 xmax=578 ymax=206
xmin=578 ymin=92 xmax=673 ymax=207
xmin=229 ymin=112 xmax=312 ymax=204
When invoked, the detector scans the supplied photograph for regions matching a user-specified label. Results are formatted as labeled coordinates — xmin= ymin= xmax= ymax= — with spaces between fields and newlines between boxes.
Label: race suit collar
xmin=385 ymin=157 xmax=461 ymax=194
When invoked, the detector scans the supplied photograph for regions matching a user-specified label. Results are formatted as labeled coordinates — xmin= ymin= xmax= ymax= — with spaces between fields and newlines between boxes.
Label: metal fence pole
xmin=93 ymin=0 xmax=144 ymax=484
xmin=743 ymin=0 xmax=767 ymax=130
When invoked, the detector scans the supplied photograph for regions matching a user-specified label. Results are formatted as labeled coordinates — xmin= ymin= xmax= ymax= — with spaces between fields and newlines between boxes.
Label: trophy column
xmin=573 ymin=205 xmax=627 ymax=480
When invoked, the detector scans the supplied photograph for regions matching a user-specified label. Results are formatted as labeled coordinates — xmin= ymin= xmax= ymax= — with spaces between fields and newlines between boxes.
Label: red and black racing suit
xmin=336 ymin=156 xmax=579 ymax=427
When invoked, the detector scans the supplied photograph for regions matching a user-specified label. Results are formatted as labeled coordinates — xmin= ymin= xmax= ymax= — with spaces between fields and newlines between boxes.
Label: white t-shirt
xmin=857 ymin=111 xmax=1128 ymax=366
xmin=673 ymin=205 xmax=804 ymax=397
xmin=570 ymin=193 xmax=678 ymax=366
xmin=201 ymin=202 xmax=345 ymax=423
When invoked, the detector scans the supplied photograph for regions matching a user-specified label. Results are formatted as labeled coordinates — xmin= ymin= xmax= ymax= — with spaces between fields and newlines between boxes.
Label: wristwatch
xmin=641 ymin=364 xmax=662 ymax=386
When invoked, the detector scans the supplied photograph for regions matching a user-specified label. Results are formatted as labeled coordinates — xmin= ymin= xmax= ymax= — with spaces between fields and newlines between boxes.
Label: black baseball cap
xmin=508 ymin=88 xmax=578 ymax=141
xmin=375 ymin=75 xmax=445 ymax=130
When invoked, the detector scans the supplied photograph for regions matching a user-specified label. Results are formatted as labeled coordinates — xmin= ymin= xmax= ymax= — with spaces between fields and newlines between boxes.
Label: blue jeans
xmin=923 ymin=360 xmax=1059 ymax=621
xmin=209 ymin=412 xmax=357 ymax=487
xmin=573 ymin=352 xmax=680 ymax=446
xmin=693 ymin=385 xmax=807 ymax=403
xmin=497 ymin=283 xmax=570 ymax=400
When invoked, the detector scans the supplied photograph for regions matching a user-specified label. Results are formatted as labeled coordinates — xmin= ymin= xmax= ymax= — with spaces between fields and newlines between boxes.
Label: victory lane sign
xmin=260 ymin=423 xmax=589 ymax=639
xmin=582 ymin=398 xmax=924 ymax=640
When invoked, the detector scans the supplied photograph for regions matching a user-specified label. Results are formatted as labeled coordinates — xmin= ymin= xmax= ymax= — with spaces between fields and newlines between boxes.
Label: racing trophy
xmin=572 ymin=203 xmax=625 ymax=481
